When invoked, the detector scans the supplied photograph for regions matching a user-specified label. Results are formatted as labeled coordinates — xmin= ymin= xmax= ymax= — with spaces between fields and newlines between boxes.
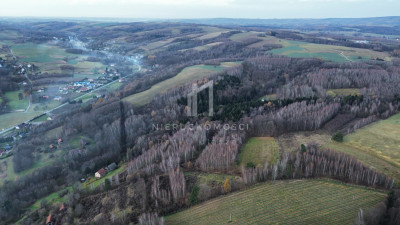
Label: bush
xmin=190 ymin=186 xmax=200 ymax=205
xmin=246 ymin=162 xmax=256 ymax=168
xmin=58 ymin=189 xmax=69 ymax=198
xmin=332 ymin=131 xmax=344 ymax=142
xmin=104 ymin=178 xmax=111 ymax=190
xmin=223 ymin=178 xmax=231 ymax=193
xmin=300 ymin=144 xmax=307 ymax=153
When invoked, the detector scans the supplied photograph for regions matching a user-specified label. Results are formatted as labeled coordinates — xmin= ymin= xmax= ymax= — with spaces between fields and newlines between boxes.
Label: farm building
xmin=95 ymin=168 xmax=106 ymax=178
xmin=105 ymin=162 xmax=117 ymax=172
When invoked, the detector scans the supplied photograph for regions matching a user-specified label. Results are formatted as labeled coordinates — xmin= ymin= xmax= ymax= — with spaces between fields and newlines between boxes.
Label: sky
xmin=0 ymin=0 xmax=399 ymax=19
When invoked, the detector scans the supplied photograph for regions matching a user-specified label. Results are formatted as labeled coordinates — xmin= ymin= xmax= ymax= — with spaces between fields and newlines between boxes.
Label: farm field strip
xmin=166 ymin=179 xmax=386 ymax=225
xmin=123 ymin=63 xmax=239 ymax=106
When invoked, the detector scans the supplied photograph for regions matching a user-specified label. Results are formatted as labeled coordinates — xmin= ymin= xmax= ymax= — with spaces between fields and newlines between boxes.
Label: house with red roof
xmin=95 ymin=168 xmax=106 ymax=178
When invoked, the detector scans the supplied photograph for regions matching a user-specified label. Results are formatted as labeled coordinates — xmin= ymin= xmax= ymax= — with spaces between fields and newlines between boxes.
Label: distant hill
xmin=173 ymin=16 xmax=400 ymax=27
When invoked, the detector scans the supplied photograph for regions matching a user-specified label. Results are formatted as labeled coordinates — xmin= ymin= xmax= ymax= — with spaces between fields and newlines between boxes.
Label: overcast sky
xmin=0 ymin=0 xmax=399 ymax=19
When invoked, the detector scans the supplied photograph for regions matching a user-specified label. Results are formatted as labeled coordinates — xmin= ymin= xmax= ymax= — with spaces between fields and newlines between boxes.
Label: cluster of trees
xmin=196 ymin=130 xmax=245 ymax=171
xmin=138 ymin=212 xmax=165 ymax=225
xmin=356 ymin=190 xmax=400 ymax=225
xmin=241 ymin=144 xmax=394 ymax=189
xmin=0 ymin=165 xmax=65 ymax=222
xmin=127 ymin=125 xmax=207 ymax=175
xmin=248 ymin=101 xmax=340 ymax=136
xmin=12 ymin=143 xmax=35 ymax=172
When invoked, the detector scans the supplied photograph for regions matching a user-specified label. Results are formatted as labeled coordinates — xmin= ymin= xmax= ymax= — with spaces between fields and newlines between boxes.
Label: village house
xmin=54 ymin=96 xmax=62 ymax=101
xmin=95 ymin=168 xmax=106 ymax=178
xmin=73 ymin=81 xmax=91 ymax=87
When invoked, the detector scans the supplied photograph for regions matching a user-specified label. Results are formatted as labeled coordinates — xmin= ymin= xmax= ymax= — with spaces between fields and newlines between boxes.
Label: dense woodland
xmin=0 ymin=20 xmax=400 ymax=225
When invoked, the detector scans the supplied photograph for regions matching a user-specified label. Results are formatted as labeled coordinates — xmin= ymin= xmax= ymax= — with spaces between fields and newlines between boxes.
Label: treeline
xmin=241 ymin=144 xmax=394 ymax=189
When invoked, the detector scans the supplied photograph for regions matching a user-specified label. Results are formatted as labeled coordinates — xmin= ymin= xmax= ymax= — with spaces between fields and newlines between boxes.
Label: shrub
xmin=300 ymin=144 xmax=307 ymax=153
xmin=104 ymin=178 xmax=111 ymax=190
xmin=246 ymin=162 xmax=256 ymax=168
xmin=190 ymin=186 xmax=200 ymax=205
xmin=223 ymin=178 xmax=231 ymax=193
xmin=58 ymin=189 xmax=69 ymax=198
xmin=332 ymin=131 xmax=344 ymax=142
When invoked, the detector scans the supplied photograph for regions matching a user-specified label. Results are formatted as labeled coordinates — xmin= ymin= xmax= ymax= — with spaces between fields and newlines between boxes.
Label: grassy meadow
xmin=0 ymin=112 xmax=43 ymax=131
xmin=28 ymin=186 xmax=73 ymax=211
xmin=238 ymin=137 xmax=279 ymax=167
xmin=343 ymin=113 xmax=400 ymax=166
xmin=269 ymin=39 xmax=390 ymax=62
xmin=227 ymin=31 xmax=390 ymax=62
xmin=4 ymin=91 xmax=28 ymax=111
xmin=166 ymin=179 xmax=386 ymax=225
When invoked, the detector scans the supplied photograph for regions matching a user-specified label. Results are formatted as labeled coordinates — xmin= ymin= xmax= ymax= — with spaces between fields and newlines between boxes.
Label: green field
xmin=31 ymin=114 xmax=48 ymax=122
xmin=11 ymin=42 xmax=105 ymax=74
xmin=123 ymin=63 xmax=239 ymax=106
xmin=0 ymin=156 xmax=17 ymax=185
xmin=0 ymin=112 xmax=42 ymax=131
xmin=11 ymin=42 xmax=74 ymax=63
xmin=185 ymin=172 xmax=239 ymax=186
xmin=238 ymin=137 xmax=279 ymax=167
xmin=343 ymin=113 xmax=400 ymax=167
xmin=327 ymin=88 xmax=361 ymax=97
xmin=4 ymin=91 xmax=28 ymax=111
xmin=269 ymin=39 xmax=390 ymax=62
xmin=227 ymin=31 xmax=390 ymax=62
xmin=166 ymin=179 xmax=386 ymax=225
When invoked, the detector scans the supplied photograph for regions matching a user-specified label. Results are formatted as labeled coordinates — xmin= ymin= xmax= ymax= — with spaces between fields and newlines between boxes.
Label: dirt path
xmin=339 ymin=51 xmax=353 ymax=62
